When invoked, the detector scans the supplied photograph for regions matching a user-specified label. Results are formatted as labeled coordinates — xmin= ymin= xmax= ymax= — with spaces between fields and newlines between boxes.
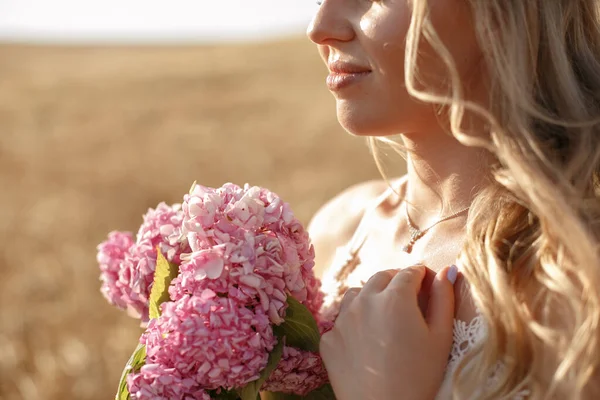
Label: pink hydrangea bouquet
xmin=97 ymin=182 xmax=335 ymax=400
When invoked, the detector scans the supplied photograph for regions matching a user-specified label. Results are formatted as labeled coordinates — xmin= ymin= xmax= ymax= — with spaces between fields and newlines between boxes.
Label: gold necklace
xmin=402 ymin=201 xmax=470 ymax=253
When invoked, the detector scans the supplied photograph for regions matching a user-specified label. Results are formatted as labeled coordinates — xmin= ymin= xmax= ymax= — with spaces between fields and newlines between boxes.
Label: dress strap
xmin=346 ymin=177 xmax=407 ymax=254
xmin=334 ymin=178 xmax=407 ymax=284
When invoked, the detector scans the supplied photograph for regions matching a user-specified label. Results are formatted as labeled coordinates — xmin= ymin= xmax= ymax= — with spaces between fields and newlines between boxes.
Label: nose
xmin=306 ymin=0 xmax=354 ymax=45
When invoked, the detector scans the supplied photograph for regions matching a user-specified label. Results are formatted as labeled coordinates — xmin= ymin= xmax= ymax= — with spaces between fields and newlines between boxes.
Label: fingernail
xmin=447 ymin=264 xmax=458 ymax=285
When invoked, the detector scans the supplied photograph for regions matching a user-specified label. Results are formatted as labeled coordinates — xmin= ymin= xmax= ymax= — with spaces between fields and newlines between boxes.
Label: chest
xmin=320 ymin=226 xmax=477 ymax=323
xmin=344 ymin=212 xmax=466 ymax=279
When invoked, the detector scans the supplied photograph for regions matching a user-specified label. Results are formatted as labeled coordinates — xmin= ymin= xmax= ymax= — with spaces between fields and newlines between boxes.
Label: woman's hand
xmin=320 ymin=265 xmax=458 ymax=400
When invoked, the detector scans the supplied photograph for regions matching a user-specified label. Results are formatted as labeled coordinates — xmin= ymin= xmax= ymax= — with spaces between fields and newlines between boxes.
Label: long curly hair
xmin=374 ymin=1 xmax=600 ymax=398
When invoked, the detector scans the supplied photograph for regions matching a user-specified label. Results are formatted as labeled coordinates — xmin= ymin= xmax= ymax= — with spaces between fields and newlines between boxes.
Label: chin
xmin=336 ymin=104 xmax=400 ymax=137
xmin=335 ymin=97 xmax=433 ymax=137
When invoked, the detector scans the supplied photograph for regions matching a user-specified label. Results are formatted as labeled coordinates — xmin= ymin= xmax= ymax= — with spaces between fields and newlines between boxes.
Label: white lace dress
xmin=319 ymin=245 xmax=488 ymax=400
xmin=317 ymin=185 xmax=528 ymax=399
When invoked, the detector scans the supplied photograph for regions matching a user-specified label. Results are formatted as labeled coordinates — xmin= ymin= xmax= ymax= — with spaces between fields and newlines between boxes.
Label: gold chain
xmin=402 ymin=202 xmax=470 ymax=253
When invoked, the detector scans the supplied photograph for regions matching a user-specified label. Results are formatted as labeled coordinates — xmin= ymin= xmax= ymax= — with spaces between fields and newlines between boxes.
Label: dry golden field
xmin=0 ymin=38 xmax=389 ymax=400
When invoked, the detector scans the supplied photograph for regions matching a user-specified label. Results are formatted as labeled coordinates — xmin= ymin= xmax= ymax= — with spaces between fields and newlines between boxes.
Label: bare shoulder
xmin=307 ymin=179 xmax=390 ymax=278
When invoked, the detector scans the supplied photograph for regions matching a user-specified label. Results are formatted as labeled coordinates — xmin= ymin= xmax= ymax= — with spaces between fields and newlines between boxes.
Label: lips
xmin=326 ymin=60 xmax=371 ymax=91
xmin=327 ymin=60 xmax=371 ymax=74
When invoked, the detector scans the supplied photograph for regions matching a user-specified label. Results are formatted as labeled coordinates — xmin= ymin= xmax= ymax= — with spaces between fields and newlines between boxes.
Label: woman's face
xmin=307 ymin=0 xmax=481 ymax=137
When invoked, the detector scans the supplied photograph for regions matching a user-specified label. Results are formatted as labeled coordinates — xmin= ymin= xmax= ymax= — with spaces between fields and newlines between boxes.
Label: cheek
xmin=349 ymin=12 xmax=433 ymax=135
xmin=429 ymin=1 xmax=481 ymax=80
xmin=361 ymin=6 xmax=410 ymax=79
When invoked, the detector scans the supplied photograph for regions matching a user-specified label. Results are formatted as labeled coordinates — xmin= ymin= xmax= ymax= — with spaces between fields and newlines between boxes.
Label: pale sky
xmin=0 ymin=0 xmax=320 ymax=43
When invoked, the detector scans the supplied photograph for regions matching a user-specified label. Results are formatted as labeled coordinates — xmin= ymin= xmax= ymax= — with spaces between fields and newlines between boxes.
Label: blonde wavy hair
xmin=371 ymin=1 xmax=600 ymax=399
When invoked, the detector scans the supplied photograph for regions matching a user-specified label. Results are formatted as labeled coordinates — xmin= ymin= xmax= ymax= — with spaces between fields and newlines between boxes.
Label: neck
xmin=400 ymin=130 xmax=493 ymax=227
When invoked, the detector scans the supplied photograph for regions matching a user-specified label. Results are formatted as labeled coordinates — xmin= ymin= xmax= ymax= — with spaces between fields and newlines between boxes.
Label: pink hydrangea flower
xmin=127 ymin=364 xmax=212 ymax=400
xmin=134 ymin=202 xmax=188 ymax=264
xmin=98 ymin=203 xmax=189 ymax=321
xmin=140 ymin=293 xmax=276 ymax=391
xmin=262 ymin=346 xmax=329 ymax=396
xmin=97 ymin=231 xmax=135 ymax=309
xmin=177 ymin=183 xmax=321 ymax=324
xmin=301 ymin=272 xmax=325 ymax=321
xmin=170 ymin=237 xmax=290 ymax=325
xmin=101 ymin=183 xmax=329 ymax=398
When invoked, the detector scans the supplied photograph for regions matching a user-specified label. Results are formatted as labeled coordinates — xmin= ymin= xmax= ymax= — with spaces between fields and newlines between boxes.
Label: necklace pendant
xmin=408 ymin=226 xmax=423 ymax=241
xmin=403 ymin=226 xmax=424 ymax=253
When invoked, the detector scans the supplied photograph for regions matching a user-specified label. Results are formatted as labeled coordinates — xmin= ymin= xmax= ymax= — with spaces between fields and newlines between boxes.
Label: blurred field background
xmin=0 ymin=37 xmax=389 ymax=400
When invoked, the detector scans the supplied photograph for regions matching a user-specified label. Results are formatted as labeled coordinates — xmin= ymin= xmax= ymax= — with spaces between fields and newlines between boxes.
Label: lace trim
xmin=448 ymin=314 xmax=486 ymax=372
xmin=445 ymin=317 xmax=530 ymax=399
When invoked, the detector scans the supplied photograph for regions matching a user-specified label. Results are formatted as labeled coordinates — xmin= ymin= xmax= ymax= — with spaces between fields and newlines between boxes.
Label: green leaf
xmin=238 ymin=336 xmax=285 ymax=400
xmin=260 ymin=392 xmax=301 ymax=400
xmin=149 ymin=247 xmax=179 ymax=320
xmin=277 ymin=296 xmax=321 ymax=352
xmin=303 ymin=384 xmax=336 ymax=400
xmin=189 ymin=180 xmax=197 ymax=195
xmin=115 ymin=343 xmax=147 ymax=400
xmin=261 ymin=384 xmax=336 ymax=400
xmin=208 ymin=388 xmax=240 ymax=400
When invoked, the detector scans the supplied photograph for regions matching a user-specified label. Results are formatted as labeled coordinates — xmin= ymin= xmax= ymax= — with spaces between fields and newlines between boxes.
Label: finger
xmin=319 ymin=330 xmax=336 ymax=364
xmin=339 ymin=287 xmax=360 ymax=313
xmin=426 ymin=265 xmax=458 ymax=343
xmin=361 ymin=269 xmax=398 ymax=294
xmin=417 ymin=267 xmax=436 ymax=317
xmin=386 ymin=265 xmax=427 ymax=296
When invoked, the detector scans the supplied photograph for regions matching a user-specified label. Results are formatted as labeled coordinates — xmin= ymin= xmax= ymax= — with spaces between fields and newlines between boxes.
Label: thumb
xmin=426 ymin=265 xmax=458 ymax=342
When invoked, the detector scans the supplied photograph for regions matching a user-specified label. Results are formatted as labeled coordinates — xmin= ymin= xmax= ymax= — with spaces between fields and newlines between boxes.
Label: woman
xmin=305 ymin=0 xmax=600 ymax=399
